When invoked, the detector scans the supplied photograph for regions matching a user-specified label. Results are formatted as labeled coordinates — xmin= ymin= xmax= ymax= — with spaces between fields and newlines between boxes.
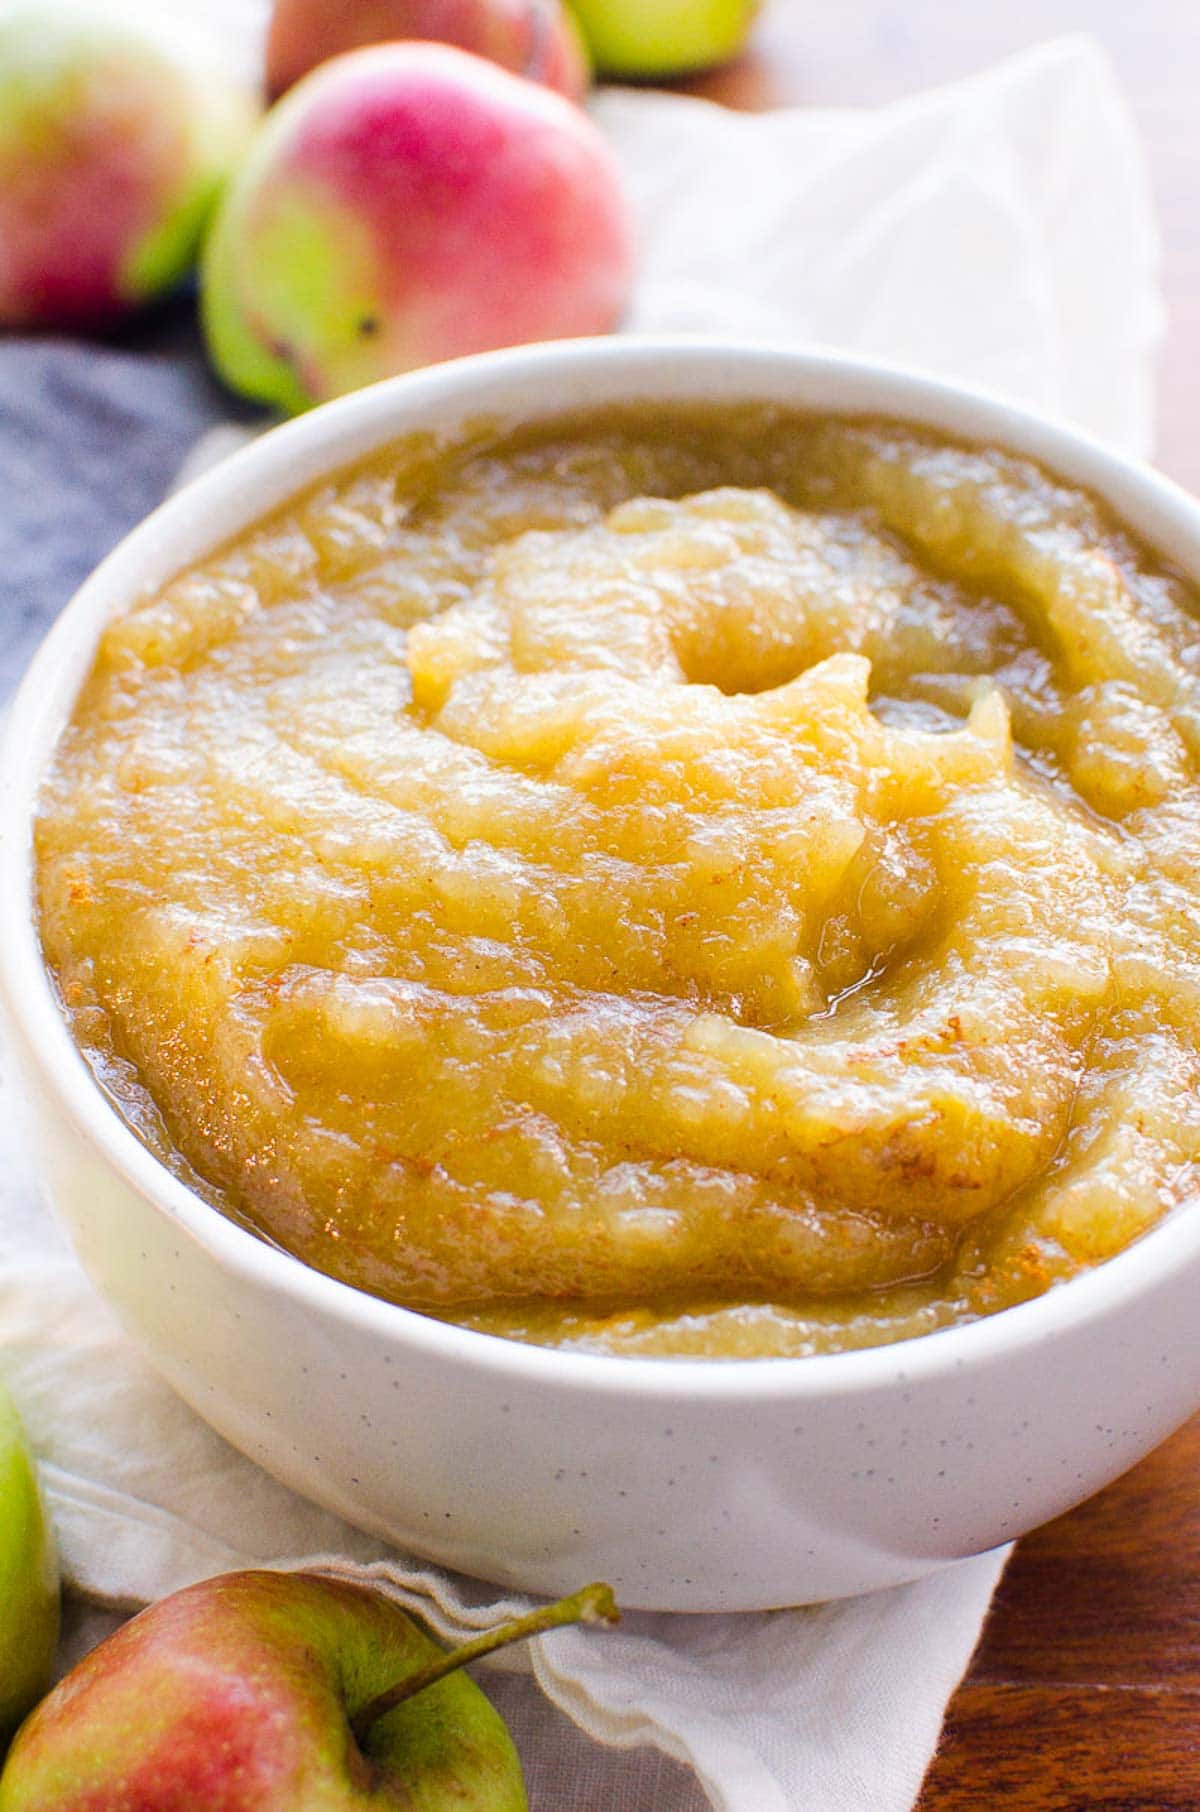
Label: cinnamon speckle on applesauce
xmin=35 ymin=407 xmax=1200 ymax=1356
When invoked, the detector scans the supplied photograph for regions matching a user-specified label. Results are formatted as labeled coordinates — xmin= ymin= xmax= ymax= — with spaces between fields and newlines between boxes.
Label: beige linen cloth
xmin=0 ymin=35 xmax=1161 ymax=1812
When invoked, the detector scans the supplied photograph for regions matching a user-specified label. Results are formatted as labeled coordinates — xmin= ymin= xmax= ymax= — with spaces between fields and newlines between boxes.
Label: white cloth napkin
xmin=0 ymin=33 xmax=1160 ymax=1812
xmin=597 ymin=34 xmax=1160 ymax=456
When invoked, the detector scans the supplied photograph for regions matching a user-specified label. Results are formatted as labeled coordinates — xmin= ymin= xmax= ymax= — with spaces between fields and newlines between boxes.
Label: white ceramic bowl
xmin=4 ymin=339 xmax=1200 ymax=1613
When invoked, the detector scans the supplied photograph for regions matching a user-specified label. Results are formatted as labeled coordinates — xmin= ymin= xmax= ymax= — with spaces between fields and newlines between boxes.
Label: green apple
xmin=569 ymin=0 xmax=761 ymax=78
xmin=0 ymin=1571 xmax=616 ymax=1808
xmin=0 ymin=1379 xmax=59 ymax=1745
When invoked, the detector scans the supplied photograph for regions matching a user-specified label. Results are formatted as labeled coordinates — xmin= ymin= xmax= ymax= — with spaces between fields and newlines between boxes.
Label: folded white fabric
xmin=597 ymin=35 xmax=1160 ymax=455
xmin=0 ymin=1178 xmax=1008 ymax=1812
xmin=0 ymin=34 xmax=1160 ymax=1812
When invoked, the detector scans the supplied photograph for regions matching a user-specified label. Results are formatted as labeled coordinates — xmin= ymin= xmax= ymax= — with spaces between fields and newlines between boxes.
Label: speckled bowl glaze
xmin=4 ymin=340 xmax=1200 ymax=1612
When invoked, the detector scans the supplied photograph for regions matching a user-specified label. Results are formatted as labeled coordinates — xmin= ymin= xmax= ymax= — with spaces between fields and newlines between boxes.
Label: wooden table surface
xmin=684 ymin=5 xmax=1200 ymax=1806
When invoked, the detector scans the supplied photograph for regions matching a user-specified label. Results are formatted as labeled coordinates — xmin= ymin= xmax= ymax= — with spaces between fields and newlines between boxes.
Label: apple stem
xmin=351 ymin=1582 xmax=618 ymax=1742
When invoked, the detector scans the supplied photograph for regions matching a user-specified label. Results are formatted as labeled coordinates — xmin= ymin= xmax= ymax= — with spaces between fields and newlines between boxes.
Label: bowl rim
xmin=5 ymin=332 xmax=1200 ymax=1404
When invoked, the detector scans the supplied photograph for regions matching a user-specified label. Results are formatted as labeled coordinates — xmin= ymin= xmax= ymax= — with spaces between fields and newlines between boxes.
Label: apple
xmin=0 ymin=1571 xmax=616 ymax=1809
xmin=570 ymin=0 xmax=761 ymax=78
xmin=0 ymin=3 xmax=258 ymax=330
xmin=0 ymin=1379 xmax=59 ymax=1744
xmin=201 ymin=42 xmax=634 ymax=413
xmin=265 ymin=0 xmax=590 ymax=104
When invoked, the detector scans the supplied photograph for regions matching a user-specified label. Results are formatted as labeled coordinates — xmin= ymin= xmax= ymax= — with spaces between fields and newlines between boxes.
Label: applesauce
xmin=35 ymin=408 xmax=1200 ymax=1357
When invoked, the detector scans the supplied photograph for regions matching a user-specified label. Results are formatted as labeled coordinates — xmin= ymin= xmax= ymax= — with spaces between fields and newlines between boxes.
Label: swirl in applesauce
xmin=36 ymin=409 xmax=1200 ymax=1356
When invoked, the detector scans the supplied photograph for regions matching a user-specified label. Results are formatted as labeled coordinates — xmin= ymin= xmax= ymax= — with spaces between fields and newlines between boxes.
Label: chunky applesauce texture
xmin=37 ymin=409 xmax=1200 ymax=1357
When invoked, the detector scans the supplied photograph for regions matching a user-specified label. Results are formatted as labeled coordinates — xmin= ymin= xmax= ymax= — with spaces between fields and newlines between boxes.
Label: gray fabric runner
xmin=0 ymin=309 xmax=256 ymax=696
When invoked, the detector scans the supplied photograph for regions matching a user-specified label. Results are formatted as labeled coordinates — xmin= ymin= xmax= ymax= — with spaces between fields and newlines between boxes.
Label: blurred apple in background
xmin=570 ymin=0 xmax=761 ymax=78
xmin=202 ymin=42 xmax=634 ymax=413
xmin=0 ymin=3 xmax=258 ymax=331
xmin=266 ymin=0 xmax=590 ymax=103
xmin=0 ymin=1377 xmax=59 ymax=1745
xmin=0 ymin=1570 xmax=616 ymax=1809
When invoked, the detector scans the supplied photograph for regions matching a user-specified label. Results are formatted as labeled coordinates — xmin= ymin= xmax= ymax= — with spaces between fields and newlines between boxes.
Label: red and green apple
xmin=201 ymin=41 xmax=634 ymax=412
xmin=0 ymin=3 xmax=257 ymax=330
xmin=265 ymin=0 xmax=590 ymax=103
xmin=0 ymin=1570 xmax=616 ymax=1809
